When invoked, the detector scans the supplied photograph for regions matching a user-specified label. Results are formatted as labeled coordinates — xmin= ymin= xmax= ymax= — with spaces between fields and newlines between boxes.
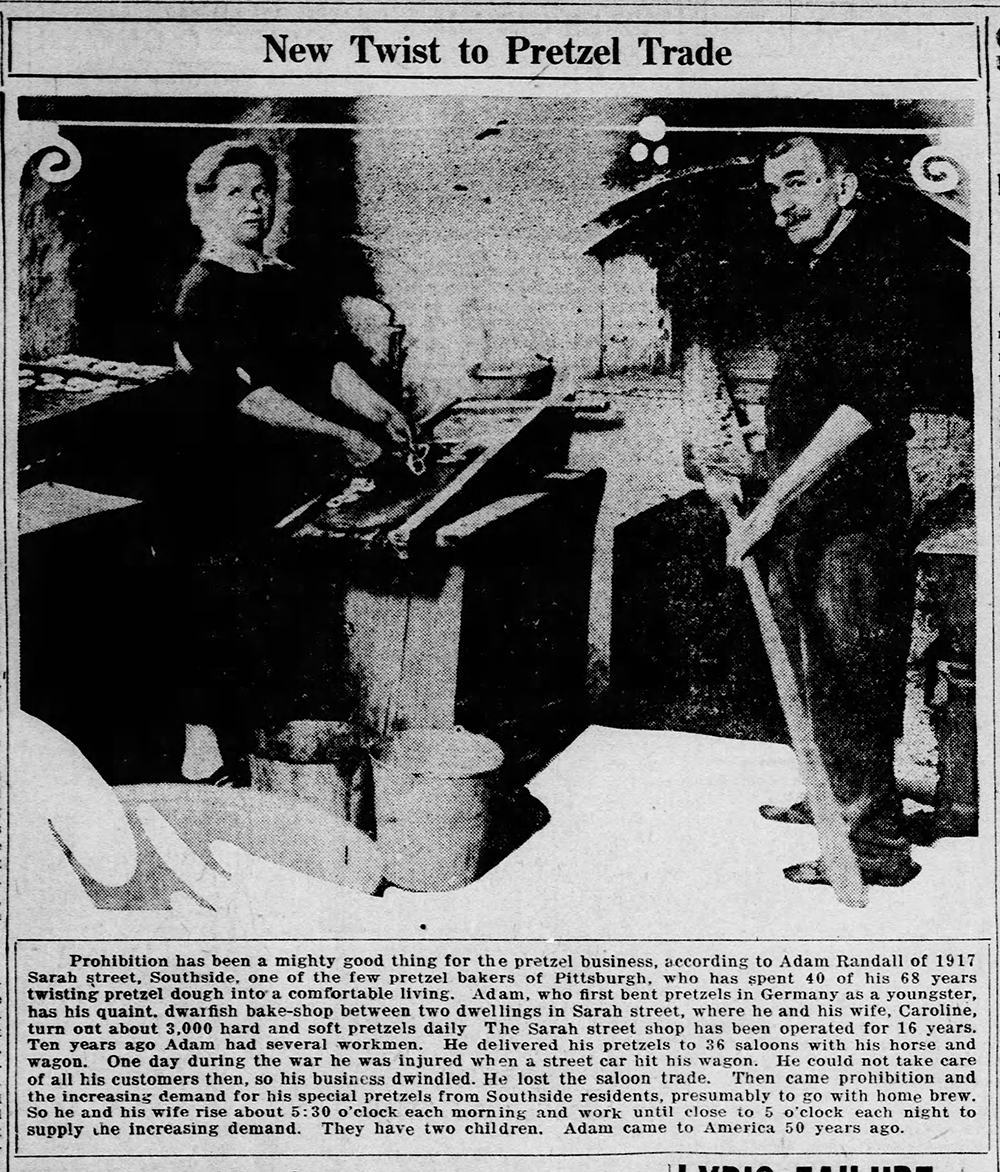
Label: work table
xmin=18 ymin=384 xmax=607 ymax=784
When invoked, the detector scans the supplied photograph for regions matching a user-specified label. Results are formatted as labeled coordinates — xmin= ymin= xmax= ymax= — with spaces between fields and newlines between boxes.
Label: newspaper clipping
xmin=3 ymin=3 xmax=995 ymax=1171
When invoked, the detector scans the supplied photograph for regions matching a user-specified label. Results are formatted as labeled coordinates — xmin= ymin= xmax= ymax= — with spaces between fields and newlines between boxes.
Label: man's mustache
xmin=777 ymin=209 xmax=810 ymax=230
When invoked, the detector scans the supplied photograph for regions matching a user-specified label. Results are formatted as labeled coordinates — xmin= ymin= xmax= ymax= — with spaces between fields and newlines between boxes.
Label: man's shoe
xmin=905 ymin=809 xmax=977 ymax=846
xmin=760 ymin=800 xmax=813 ymax=825
xmin=783 ymin=858 xmax=922 ymax=888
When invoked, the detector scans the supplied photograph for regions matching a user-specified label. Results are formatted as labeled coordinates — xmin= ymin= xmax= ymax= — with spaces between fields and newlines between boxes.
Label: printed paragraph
xmin=15 ymin=940 xmax=989 ymax=1157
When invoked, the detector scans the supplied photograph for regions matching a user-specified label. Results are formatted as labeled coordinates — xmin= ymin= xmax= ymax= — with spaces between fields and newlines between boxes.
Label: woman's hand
xmin=340 ymin=429 xmax=383 ymax=470
xmin=331 ymin=362 xmax=414 ymax=447
xmin=380 ymin=402 xmax=415 ymax=448
xmin=238 ymin=388 xmax=383 ymax=468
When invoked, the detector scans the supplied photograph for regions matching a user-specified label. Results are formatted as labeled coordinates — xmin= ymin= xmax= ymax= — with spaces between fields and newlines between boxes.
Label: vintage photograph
xmin=13 ymin=95 xmax=978 ymax=925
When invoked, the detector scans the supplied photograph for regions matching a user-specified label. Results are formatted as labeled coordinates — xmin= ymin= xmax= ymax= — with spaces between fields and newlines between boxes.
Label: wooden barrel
xmin=248 ymin=721 xmax=365 ymax=825
xmin=371 ymin=729 xmax=504 ymax=891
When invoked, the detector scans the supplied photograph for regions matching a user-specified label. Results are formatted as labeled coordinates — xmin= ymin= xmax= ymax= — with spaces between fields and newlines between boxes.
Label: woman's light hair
xmin=186 ymin=140 xmax=278 ymax=234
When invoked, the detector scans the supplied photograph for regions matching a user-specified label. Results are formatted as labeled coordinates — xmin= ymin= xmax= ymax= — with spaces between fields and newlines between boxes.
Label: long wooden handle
xmin=721 ymin=501 xmax=868 ymax=908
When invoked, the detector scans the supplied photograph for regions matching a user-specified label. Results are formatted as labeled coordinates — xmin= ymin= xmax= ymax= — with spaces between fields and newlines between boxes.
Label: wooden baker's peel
xmin=683 ymin=343 xmax=867 ymax=909
xmin=719 ymin=497 xmax=868 ymax=909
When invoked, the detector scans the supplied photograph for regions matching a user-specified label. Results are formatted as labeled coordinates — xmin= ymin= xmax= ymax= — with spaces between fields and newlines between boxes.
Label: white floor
xmin=380 ymin=725 xmax=991 ymax=943
xmin=20 ymin=721 xmax=987 ymax=942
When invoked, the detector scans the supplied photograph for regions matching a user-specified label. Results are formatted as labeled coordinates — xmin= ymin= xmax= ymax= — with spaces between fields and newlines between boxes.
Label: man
xmin=722 ymin=135 xmax=920 ymax=887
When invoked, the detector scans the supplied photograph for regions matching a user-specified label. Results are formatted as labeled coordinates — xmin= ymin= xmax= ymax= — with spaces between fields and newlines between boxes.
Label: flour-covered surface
xmin=381 ymin=725 xmax=987 ymax=941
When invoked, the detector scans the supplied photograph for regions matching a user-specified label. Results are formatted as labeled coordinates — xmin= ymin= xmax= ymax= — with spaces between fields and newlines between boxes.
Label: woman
xmin=174 ymin=139 xmax=411 ymax=522
xmin=162 ymin=139 xmax=410 ymax=780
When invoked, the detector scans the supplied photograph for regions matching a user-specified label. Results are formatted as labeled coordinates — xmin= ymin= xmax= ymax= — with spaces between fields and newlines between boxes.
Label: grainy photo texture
xmin=15 ymin=97 xmax=975 ymax=917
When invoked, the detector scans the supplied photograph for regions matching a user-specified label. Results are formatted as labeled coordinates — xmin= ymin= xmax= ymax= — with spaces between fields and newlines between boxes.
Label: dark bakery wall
xmin=20 ymin=165 xmax=81 ymax=360
xmin=18 ymin=97 xmax=365 ymax=365
xmin=21 ymin=125 xmax=210 ymax=363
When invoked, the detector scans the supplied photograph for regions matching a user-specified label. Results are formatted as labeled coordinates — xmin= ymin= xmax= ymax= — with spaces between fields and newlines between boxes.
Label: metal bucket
xmin=371 ymin=728 xmax=504 ymax=891
xmin=249 ymin=720 xmax=366 ymax=826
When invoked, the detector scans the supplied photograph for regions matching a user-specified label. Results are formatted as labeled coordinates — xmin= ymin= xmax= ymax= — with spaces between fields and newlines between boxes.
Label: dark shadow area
xmin=605 ymin=491 xmax=787 ymax=742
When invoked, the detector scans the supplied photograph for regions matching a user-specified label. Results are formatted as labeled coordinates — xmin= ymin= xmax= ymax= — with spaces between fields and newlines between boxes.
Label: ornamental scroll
xmin=909 ymin=132 xmax=970 ymax=212
xmin=14 ymin=122 xmax=83 ymax=184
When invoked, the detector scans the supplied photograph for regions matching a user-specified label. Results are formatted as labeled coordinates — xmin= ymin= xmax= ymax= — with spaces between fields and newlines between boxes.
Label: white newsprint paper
xmin=2 ymin=3 xmax=996 ymax=1172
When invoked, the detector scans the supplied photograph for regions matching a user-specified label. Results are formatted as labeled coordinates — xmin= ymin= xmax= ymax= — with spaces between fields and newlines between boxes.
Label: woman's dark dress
xmin=155 ymin=257 xmax=359 ymax=743
xmin=170 ymin=257 xmax=348 ymax=533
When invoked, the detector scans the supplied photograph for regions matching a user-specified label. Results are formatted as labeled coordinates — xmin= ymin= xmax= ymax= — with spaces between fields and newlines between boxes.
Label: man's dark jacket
xmin=766 ymin=207 xmax=923 ymax=546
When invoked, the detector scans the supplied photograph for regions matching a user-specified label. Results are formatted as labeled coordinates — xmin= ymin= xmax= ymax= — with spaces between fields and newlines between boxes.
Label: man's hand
xmin=726 ymin=497 xmax=779 ymax=568
xmin=721 ymin=403 xmax=873 ymax=567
